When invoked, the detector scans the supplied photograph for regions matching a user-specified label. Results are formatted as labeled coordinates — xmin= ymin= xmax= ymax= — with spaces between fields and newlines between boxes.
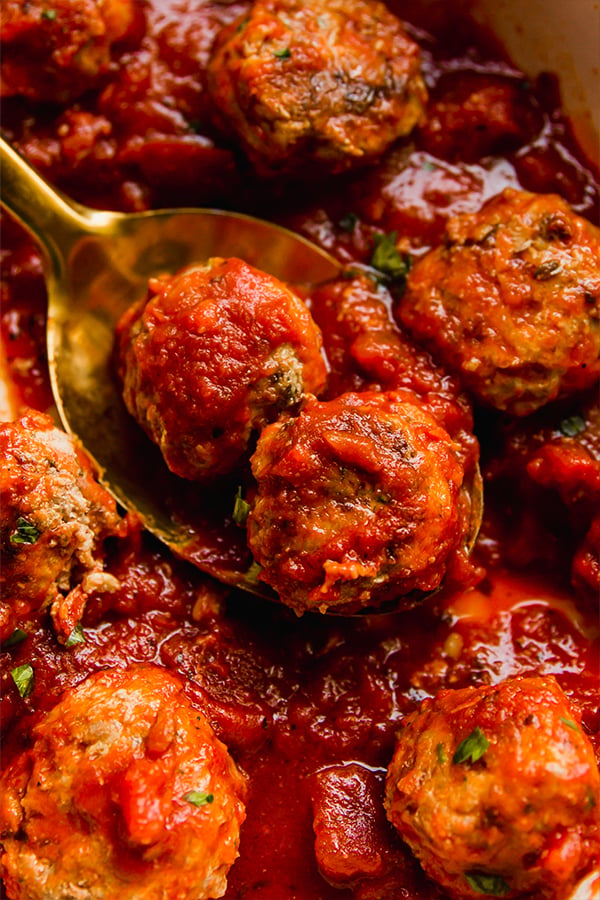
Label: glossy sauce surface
xmin=1 ymin=2 xmax=599 ymax=898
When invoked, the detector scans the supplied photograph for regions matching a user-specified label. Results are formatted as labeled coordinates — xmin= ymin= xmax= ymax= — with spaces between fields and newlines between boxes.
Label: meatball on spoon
xmin=0 ymin=137 xmax=481 ymax=612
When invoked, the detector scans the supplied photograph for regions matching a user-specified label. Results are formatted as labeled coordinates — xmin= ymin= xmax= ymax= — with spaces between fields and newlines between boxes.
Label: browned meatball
xmin=0 ymin=0 xmax=142 ymax=103
xmin=0 ymin=409 xmax=125 ymax=643
xmin=206 ymin=0 xmax=427 ymax=176
xmin=0 ymin=665 xmax=247 ymax=900
xmin=397 ymin=188 xmax=600 ymax=416
xmin=247 ymin=390 xmax=469 ymax=614
xmin=385 ymin=675 xmax=600 ymax=900
xmin=115 ymin=257 xmax=327 ymax=482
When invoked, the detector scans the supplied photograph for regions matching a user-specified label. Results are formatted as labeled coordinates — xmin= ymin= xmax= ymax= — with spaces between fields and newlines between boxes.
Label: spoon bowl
xmin=1 ymin=136 xmax=482 ymax=610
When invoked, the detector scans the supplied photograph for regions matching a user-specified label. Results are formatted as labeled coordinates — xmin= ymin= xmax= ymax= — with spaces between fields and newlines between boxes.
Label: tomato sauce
xmin=1 ymin=2 xmax=599 ymax=899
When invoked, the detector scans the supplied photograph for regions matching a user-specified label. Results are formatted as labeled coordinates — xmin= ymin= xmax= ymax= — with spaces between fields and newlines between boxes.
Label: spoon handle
xmin=0 ymin=136 xmax=92 ymax=272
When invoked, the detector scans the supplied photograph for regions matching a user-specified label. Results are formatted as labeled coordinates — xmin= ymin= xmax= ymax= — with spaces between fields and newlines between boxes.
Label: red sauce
xmin=1 ymin=2 xmax=599 ymax=898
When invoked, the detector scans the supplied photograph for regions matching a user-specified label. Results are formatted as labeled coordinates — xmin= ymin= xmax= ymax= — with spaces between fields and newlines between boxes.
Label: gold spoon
xmin=0 ymin=136 xmax=482 ymax=611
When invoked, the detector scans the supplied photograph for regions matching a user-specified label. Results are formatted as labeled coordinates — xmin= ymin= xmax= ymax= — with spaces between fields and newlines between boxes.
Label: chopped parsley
xmin=232 ymin=487 xmax=250 ymax=527
xmin=4 ymin=628 xmax=28 ymax=649
xmin=369 ymin=231 xmax=411 ymax=287
xmin=453 ymin=727 xmax=489 ymax=765
xmin=273 ymin=47 xmax=291 ymax=59
xmin=11 ymin=663 xmax=34 ymax=698
xmin=559 ymin=414 xmax=586 ymax=438
xmin=41 ymin=8 xmax=57 ymax=20
xmin=436 ymin=742 xmax=447 ymax=765
xmin=65 ymin=622 xmax=86 ymax=648
xmin=465 ymin=872 xmax=510 ymax=896
xmin=183 ymin=790 xmax=214 ymax=807
xmin=9 ymin=518 xmax=40 ymax=545
xmin=559 ymin=716 xmax=580 ymax=733
xmin=245 ymin=561 xmax=262 ymax=583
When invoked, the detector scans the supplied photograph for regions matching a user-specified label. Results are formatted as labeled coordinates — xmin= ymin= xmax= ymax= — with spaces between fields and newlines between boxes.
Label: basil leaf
xmin=453 ymin=727 xmax=489 ymax=764
xmin=9 ymin=518 xmax=40 ymax=545
xmin=465 ymin=872 xmax=510 ymax=895
xmin=11 ymin=663 xmax=34 ymax=698
xmin=183 ymin=790 xmax=214 ymax=807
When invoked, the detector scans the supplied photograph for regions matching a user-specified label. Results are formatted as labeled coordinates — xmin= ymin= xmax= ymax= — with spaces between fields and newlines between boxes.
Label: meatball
xmin=385 ymin=675 xmax=600 ymax=900
xmin=0 ymin=0 xmax=141 ymax=103
xmin=115 ymin=257 xmax=327 ymax=482
xmin=0 ymin=409 xmax=125 ymax=643
xmin=206 ymin=0 xmax=427 ymax=176
xmin=0 ymin=665 xmax=247 ymax=900
xmin=247 ymin=390 xmax=468 ymax=614
xmin=397 ymin=188 xmax=600 ymax=416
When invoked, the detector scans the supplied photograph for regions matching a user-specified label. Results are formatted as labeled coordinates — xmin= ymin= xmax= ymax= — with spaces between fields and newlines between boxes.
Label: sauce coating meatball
xmin=115 ymin=257 xmax=327 ymax=481
xmin=0 ymin=409 xmax=124 ymax=643
xmin=385 ymin=675 xmax=600 ymax=900
xmin=0 ymin=665 xmax=247 ymax=900
xmin=247 ymin=390 xmax=468 ymax=614
xmin=206 ymin=0 xmax=427 ymax=176
xmin=0 ymin=0 xmax=141 ymax=103
xmin=397 ymin=188 xmax=600 ymax=416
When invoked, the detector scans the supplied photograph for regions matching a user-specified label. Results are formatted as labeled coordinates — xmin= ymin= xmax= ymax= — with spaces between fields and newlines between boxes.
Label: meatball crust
xmin=385 ymin=675 xmax=600 ymax=900
xmin=0 ymin=665 xmax=247 ymax=900
xmin=397 ymin=188 xmax=600 ymax=416
xmin=247 ymin=390 xmax=467 ymax=614
xmin=116 ymin=257 xmax=327 ymax=481
xmin=206 ymin=0 xmax=427 ymax=176
xmin=0 ymin=409 xmax=124 ymax=642
xmin=0 ymin=0 xmax=141 ymax=103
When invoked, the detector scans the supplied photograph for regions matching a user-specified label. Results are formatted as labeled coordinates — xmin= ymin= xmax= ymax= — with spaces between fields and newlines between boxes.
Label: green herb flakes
xmin=453 ymin=727 xmax=489 ymax=765
xmin=465 ymin=872 xmax=510 ymax=895
xmin=65 ymin=622 xmax=86 ymax=648
xmin=436 ymin=742 xmax=447 ymax=765
xmin=11 ymin=663 xmax=34 ymax=698
xmin=2 ymin=628 xmax=27 ymax=650
xmin=559 ymin=716 xmax=580 ymax=733
xmin=273 ymin=47 xmax=291 ymax=59
xmin=370 ymin=231 xmax=411 ymax=285
xmin=559 ymin=415 xmax=586 ymax=438
xmin=233 ymin=487 xmax=250 ymax=527
xmin=183 ymin=790 xmax=214 ymax=807
xmin=41 ymin=9 xmax=57 ymax=20
xmin=9 ymin=518 xmax=40 ymax=545
xmin=339 ymin=212 xmax=358 ymax=233
xmin=4 ymin=628 xmax=28 ymax=649
xmin=245 ymin=561 xmax=262 ymax=583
